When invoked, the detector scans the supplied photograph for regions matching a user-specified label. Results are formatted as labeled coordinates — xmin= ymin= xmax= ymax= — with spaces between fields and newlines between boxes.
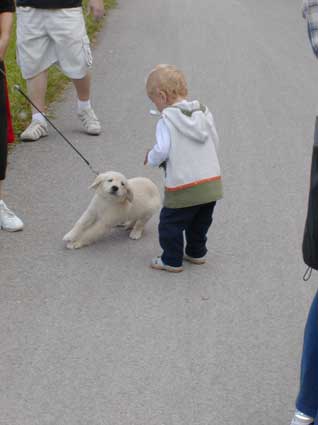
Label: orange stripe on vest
xmin=165 ymin=176 xmax=221 ymax=192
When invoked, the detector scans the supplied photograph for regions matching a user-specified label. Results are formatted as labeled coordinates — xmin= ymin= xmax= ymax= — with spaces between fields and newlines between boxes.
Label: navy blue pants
xmin=296 ymin=291 xmax=318 ymax=422
xmin=158 ymin=201 xmax=216 ymax=267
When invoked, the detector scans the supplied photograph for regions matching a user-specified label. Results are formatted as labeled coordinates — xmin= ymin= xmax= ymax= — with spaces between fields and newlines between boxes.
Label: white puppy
xmin=63 ymin=171 xmax=161 ymax=249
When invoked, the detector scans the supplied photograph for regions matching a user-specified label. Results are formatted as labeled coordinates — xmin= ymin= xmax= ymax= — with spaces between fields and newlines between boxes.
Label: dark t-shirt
xmin=0 ymin=0 xmax=16 ymax=13
xmin=16 ymin=0 xmax=82 ymax=8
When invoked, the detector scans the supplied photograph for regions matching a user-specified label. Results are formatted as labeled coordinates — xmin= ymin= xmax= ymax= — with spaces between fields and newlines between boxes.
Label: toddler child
xmin=144 ymin=64 xmax=223 ymax=272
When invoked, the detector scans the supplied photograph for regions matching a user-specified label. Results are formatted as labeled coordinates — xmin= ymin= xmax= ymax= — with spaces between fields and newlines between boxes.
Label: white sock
xmin=32 ymin=113 xmax=46 ymax=124
xmin=77 ymin=99 xmax=91 ymax=112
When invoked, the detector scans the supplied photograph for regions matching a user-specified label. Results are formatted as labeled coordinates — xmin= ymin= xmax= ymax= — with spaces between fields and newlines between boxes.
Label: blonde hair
xmin=146 ymin=64 xmax=188 ymax=102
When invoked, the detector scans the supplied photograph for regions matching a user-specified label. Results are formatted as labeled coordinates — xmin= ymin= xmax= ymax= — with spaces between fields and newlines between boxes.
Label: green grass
xmin=5 ymin=0 xmax=116 ymax=138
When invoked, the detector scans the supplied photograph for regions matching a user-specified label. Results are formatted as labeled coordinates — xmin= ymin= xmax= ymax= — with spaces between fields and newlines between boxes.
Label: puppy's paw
xmin=129 ymin=229 xmax=143 ymax=240
xmin=65 ymin=240 xmax=83 ymax=249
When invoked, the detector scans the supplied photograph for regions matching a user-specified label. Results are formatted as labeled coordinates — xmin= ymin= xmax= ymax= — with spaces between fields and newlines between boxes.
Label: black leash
xmin=0 ymin=67 xmax=99 ymax=176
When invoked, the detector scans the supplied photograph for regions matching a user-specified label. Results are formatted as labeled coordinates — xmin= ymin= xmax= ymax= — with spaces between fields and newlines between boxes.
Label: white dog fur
xmin=63 ymin=171 xmax=161 ymax=249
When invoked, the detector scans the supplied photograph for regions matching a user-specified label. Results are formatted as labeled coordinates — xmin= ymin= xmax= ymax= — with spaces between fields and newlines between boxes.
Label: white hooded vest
xmin=161 ymin=100 xmax=223 ymax=208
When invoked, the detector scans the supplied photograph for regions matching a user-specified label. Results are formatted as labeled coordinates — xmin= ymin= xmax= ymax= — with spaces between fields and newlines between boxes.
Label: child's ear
xmin=159 ymin=90 xmax=167 ymax=104
xmin=89 ymin=174 xmax=104 ymax=190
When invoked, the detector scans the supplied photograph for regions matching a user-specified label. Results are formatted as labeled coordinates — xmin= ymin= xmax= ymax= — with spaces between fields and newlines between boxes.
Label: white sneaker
xmin=78 ymin=107 xmax=101 ymax=135
xmin=290 ymin=410 xmax=314 ymax=425
xmin=0 ymin=201 xmax=24 ymax=232
xmin=151 ymin=256 xmax=183 ymax=273
xmin=20 ymin=120 xmax=48 ymax=141
xmin=184 ymin=254 xmax=206 ymax=264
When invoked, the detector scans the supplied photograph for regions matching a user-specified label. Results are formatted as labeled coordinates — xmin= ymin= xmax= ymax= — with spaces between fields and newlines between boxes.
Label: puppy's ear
xmin=89 ymin=174 xmax=105 ymax=190
xmin=126 ymin=183 xmax=134 ymax=202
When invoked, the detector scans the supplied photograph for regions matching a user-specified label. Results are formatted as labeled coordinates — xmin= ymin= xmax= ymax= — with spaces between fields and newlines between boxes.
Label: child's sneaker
xmin=0 ymin=200 xmax=24 ymax=232
xmin=290 ymin=410 xmax=314 ymax=425
xmin=184 ymin=254 xmax=206 ymax=264
xmin=151 ymin=257 xmax=183 ymax=273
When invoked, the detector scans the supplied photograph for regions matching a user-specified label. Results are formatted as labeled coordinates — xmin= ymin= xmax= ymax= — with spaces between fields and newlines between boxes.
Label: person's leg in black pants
xmin=0 ymin=62 xmax=24 ymax=231
xmin=185 ymin=201 xmax=216 ymax=259
xmin=0 ymin=61 xmax=8 ymax=183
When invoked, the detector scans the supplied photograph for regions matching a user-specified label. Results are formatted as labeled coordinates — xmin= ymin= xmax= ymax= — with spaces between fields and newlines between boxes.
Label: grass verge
xmin=5 ymin=0 xmax=116 ymax=139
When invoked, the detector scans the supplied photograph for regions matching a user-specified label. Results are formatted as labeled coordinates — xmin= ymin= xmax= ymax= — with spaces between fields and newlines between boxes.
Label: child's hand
xmin=144 ymin=150 xmax=150 ymax=165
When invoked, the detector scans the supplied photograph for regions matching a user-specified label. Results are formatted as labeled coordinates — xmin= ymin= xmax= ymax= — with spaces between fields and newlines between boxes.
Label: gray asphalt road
xmin=1 ymin=1 xmax=317 ymax=424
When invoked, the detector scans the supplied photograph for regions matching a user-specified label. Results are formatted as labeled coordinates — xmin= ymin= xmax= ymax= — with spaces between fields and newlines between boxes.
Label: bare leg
xmin=72 ymin=72 xmax=101 ymax=135
xmin=72 ymin=73 xmax=90 ymax=101
xmin=26 ymin=70 xmax=49 ymax=114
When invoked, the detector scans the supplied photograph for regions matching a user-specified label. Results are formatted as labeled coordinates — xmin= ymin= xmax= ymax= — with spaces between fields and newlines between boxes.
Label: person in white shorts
xmin=16 ymin=0 xmax=104 ymax=141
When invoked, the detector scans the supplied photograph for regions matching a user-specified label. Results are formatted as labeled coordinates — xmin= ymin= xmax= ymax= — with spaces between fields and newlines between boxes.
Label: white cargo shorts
xmin=16 ymin=7 xmax=93 ymax=80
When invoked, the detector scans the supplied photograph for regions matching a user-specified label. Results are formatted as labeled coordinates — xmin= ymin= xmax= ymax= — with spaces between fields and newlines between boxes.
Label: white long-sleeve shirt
xmin=147 ymin=118 xmax=171 ymax=167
